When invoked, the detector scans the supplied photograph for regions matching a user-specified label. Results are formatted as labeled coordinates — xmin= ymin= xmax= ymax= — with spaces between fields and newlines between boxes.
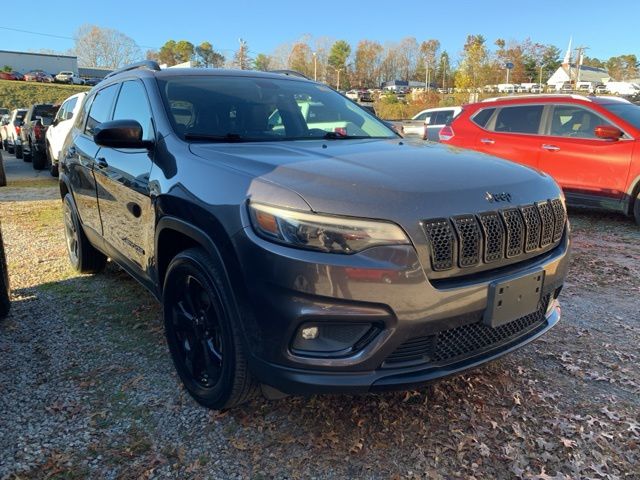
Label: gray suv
xmin=59 ymin=62 xmax=570 ymax=409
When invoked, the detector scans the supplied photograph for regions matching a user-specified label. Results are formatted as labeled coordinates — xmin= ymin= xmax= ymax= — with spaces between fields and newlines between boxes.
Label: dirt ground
xmin=0 ymin=153 xmax=638 ymax=479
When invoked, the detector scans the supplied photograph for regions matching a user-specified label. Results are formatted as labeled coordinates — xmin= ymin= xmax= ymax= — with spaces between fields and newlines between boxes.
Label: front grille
xmin=383 ymin=295 xmax=549 ymax=368
xmin=422 ymin=199 xmax=566 ymax=275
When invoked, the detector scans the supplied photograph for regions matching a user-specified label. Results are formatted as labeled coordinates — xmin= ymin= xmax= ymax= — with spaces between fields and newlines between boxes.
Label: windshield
xmin=604 ymin=103 xmax=640 ymax=130
xmin=157 ymin=75 xmax=396 ymax=142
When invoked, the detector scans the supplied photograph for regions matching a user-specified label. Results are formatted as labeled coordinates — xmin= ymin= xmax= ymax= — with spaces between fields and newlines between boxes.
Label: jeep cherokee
xmin=59 ymin=62 xmax=570 ymax=409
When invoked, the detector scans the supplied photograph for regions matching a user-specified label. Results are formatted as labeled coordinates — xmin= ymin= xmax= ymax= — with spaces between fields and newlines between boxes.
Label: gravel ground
xmin=0 ymin=153 xmax=639 ymax=479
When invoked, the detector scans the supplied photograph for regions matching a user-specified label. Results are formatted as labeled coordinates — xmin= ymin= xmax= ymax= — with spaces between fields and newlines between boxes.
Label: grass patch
xmin=7 ymin=178 xmax=57 ymax=188
xmin=0 ymin=79 xmax=89 ymax=110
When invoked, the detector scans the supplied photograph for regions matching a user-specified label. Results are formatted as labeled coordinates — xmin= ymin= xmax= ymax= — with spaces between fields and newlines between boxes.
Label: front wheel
xmin=63 ymin=194 xmax=107 ymax=273
xmin=15 ymin=145 xmax=23 ymax=159
xmin=633 ymin=193 xmax=640 ymax=226
xmin=163 ymin=248 xmax=257 ymax=410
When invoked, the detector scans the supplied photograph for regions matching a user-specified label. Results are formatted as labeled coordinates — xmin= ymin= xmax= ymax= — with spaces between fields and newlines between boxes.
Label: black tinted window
xmin=494 ymin=105 xmax=543 ymax=134
xmin=472 ymin=108 xmax=495 ymax=128
xmin=85 ymin=84 xmax=118 ymax=135
xmin=112 ymin=81 xmax=154 ymax=141
xmin=603 ymin=103 xmax=640 ymax=130
xmin=433 ymin=110 xmax=455 ymax=125
xmin=32 ymin=105 xmax=58 ymax=120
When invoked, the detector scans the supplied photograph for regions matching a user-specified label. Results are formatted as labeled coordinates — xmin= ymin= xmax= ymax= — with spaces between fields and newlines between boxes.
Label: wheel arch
xmin=155 ymin=216 xmax=245 ymax=301
xmin=626 ymin=174 xmax=640 ymax=216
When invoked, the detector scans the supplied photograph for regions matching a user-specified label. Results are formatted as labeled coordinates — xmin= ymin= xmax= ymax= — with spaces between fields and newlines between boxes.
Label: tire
xmin=633 ymin=192 xmax=640 ymax=226
xmin=0 ymin=150 xmax=6 ymax=187
xmin=0 ymin=225 xmax=10 ymax=318
xmin=32 ymin=148 xmax=46 ymax=170
xmin=62 ymin=194 xmax=107 ymax=274
xmin=22 ymin=143 xmax=32 ymax=162
xmin=48 ymin=146 xmax=58 ymax=177
xmin=163 ymin=248 xmax=258 ymax=410
xmin=15 ymin=145 xmax=23 ymax=160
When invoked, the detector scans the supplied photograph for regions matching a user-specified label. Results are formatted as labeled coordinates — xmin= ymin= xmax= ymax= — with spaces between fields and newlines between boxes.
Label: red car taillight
xmin=15 ymin=125 xmax=21 ymax=135
xmin=439 ymin=125 xmax=454 ymax=142
xmin=34 ymin=122 xmax=43 ymax=140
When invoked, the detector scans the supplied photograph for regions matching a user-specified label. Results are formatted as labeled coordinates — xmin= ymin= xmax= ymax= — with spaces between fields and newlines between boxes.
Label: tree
xmin=354 ymin=40 xmax=383 ymax=87
xmin=327 ymin=40 xmax=352 ymax=89
xmin=606 ymin=54 xmax=638 ymax=80
xmin=195 ymin=42 xmax=225 ymax=67
xmin=418 ymin=39 xmax=440 ymax=88
xmin=233 ymin=39 xmax=252 ymax=70
xmin=288 ymin=41 xmax=313 ymax=77
xmin=455 ymin=35 xmax=489 ymax=89
xmin=397 ymin=37 xmax=419 ymax=81
xmin=254 ymin=53 xmax=272 ymax=71
xmin=72 ymin=24 xmax=141 ymax=68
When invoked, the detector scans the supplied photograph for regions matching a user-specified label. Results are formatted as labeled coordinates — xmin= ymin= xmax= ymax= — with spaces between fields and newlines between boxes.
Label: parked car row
xmin=0 ymin=69 xmax=100 ymax=85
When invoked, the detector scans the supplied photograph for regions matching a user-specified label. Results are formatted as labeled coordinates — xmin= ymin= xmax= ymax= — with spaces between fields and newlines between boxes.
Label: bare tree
xmin=72 ymin=24 xmax=141 ymax=68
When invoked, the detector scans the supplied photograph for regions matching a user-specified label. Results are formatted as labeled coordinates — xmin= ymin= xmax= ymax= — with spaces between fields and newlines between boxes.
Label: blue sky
xmin=1 ymin=0 xmax=638 ymax=63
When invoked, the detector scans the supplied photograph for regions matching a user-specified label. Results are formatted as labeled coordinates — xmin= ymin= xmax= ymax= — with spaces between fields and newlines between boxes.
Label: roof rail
xmin=269 ymin=69 xmax=310 ymax=80
xmin=105 ymin=60 xmax=161 ymax=79
xmin=481 ymin=94 xmax=594 ymax=103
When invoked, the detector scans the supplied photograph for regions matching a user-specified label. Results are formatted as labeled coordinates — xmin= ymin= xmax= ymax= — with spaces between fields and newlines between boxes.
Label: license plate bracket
xmin=484 ymin=270 xmax=544 ymax=328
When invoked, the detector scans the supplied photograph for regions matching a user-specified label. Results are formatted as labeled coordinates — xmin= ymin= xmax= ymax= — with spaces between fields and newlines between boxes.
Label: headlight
xmin=248 ymin=202 xmax=410 ymax=254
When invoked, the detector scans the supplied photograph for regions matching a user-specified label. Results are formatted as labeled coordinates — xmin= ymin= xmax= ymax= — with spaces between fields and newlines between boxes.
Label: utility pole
xmin=425 ymin=55 xmax=429 ymax=91
xmin=574 ymin=45 xmax=589 ymax=85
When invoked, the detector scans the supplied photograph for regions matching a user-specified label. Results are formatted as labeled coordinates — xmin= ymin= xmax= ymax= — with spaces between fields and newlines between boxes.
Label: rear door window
xmin=471 ymin=108 xmax=495 ymax=128
xmin=432 ymin=110 xmax=455 ymax=125
xmin=493 ymin=105 xmax=543 ymax=134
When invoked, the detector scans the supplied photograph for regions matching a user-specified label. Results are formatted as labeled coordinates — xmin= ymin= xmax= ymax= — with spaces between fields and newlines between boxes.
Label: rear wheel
xmin=32 ymin=148 xmax=46 ymax=170
xmin=63 ymin=194 xmax=107 ymax=273
xmin=0 ymin=224 xmax=10 ymax=318
xmin=163 ymin=248 xmax=257 ymax=410
xmin=15 ymin=145 xmax=22 ymax=159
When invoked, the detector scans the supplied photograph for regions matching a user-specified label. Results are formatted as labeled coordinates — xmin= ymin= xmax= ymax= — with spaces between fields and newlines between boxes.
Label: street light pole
xmin=336 ymin=68 xmax=342 ymax=91
xmin=312 ymin=52 xmax=317 ymax=81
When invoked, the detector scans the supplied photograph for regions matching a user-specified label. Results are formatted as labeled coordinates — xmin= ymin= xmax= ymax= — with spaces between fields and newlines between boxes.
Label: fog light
xmin=301 ymin=326 xmax=319 ymax=340
xmin=291 ymin=323 xmax=377 ymax=357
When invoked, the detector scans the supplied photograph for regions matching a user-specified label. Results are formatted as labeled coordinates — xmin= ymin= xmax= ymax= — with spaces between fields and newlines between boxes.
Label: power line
xmin=0 ymin=25 xmax=159 ymax=50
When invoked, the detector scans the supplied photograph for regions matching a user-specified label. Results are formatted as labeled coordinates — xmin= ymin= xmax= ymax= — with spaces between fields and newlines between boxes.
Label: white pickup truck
xmin=55 ymin=71 xmax=84 ymax=85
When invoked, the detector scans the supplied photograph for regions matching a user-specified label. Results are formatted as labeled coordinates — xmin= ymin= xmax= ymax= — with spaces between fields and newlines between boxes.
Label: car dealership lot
xmin=0 ymin=153 xmax=638 ymax=479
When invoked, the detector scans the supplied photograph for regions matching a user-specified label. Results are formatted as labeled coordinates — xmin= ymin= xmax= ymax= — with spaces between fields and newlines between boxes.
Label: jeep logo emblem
xmin=485 ymin=192 xmax=512 ymax=203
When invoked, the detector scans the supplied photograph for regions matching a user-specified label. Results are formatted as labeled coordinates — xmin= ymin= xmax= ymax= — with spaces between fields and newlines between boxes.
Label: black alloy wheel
xmin=172 ymin=273 xmax=224 ymax=389
xmin=163 ymin=248 xmax=257 ymax=409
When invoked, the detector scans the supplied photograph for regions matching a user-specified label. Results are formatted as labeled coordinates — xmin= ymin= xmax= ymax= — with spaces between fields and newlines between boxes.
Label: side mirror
xmin=594 ymin=125 xmax=624 ymax=140
xmin=93 ymin=120 xmax=152 ymax=149
xmin=52 ymin=117 xmax=59 ymax=126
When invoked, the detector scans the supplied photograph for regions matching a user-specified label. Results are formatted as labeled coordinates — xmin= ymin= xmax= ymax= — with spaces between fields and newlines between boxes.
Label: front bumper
xmin=232 ymin=224 xmax=569 ymax=394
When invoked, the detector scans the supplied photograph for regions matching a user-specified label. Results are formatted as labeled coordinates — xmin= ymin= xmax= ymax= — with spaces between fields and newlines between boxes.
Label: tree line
xmin=68 ymin=25 xmax=639 ymax=89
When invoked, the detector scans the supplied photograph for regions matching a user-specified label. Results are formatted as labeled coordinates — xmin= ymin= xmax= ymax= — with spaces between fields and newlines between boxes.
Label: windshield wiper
xmin=184 ymin=132 xmax=246 ymax=142
xmin=321 ymin=132 xmax=370 ymax=140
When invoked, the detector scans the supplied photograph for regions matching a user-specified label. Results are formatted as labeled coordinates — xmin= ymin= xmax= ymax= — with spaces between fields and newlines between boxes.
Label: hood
xmin=190 ymin=139 xmax=560 ymax=223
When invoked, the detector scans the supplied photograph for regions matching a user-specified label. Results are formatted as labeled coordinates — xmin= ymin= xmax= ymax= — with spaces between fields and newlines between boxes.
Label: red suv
xmin=440 ymin=95 xmax=640 ymax=224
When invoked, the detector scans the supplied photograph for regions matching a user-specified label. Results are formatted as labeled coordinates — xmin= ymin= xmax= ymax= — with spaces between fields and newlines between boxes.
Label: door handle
xmin=480 ymin=138 xmax=495 ymax=144
xmin=96 ymin=157 xmax=108 ymax=168
xmin=542 ymin=144 xmax=560 ymax=152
